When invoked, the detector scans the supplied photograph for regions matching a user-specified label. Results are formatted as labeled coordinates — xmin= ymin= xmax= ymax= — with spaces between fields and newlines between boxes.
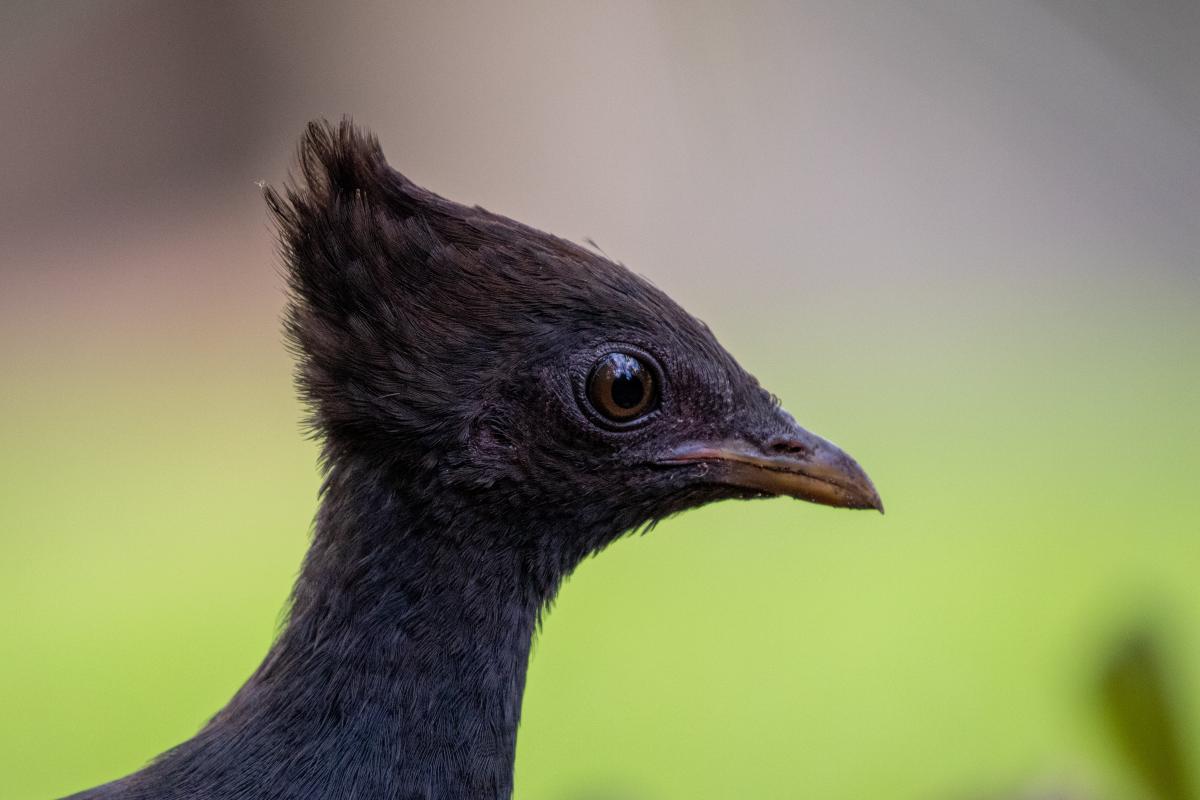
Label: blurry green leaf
xmin=1099 ymin=630 xmax=1193 ymax=800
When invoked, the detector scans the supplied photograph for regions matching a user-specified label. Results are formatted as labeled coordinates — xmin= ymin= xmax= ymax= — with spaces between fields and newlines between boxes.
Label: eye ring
xmin=585 ymin=351 xmax=660 ymax=427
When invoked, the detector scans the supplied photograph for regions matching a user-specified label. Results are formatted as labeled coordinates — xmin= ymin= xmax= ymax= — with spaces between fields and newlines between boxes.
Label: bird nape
xmin=65 ymin=119 xmax=881 ymax=800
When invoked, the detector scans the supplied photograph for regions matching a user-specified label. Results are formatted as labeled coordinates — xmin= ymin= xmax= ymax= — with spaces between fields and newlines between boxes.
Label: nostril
xmin=765 ymin=436 xmax=811 ymax=457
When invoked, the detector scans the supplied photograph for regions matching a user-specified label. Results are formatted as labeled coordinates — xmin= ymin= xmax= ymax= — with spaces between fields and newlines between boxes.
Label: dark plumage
xmin=65 ymin=120 xmax=881 ymax=800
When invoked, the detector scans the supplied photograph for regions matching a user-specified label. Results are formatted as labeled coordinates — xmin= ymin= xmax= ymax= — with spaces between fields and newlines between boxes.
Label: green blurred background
xmin=2 ymin=3 xmax=1198 ymax=799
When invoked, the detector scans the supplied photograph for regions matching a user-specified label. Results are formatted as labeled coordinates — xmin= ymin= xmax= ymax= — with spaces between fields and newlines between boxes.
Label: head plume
xmin=264 ymin=119 xmax=696 ymax=477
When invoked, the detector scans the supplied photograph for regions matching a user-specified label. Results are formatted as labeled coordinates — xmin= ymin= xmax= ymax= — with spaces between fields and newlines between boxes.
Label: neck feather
xmin=123 ymin=457 xmax=558 ymax=800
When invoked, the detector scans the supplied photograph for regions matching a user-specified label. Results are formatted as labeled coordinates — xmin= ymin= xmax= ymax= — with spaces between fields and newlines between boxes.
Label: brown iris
xmin=587 ymin=352 xmax=657 ymax=424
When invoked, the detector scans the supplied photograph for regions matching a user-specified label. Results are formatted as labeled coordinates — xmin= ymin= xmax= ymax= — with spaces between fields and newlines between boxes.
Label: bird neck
xmin=175 ymin=457 xmax=555 ymax=800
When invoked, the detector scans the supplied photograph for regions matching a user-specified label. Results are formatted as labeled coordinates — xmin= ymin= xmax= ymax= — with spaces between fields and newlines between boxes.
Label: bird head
xmin=267 ymin=121 xmax=880 ymax=561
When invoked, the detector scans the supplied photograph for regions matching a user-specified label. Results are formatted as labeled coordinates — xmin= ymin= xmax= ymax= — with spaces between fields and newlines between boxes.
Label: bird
xmin=65 ymin=119 xmax=881 ymax=800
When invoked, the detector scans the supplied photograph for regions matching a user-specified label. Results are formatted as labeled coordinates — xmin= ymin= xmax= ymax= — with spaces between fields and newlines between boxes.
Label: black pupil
xmin=608 ymin=354 xmax=646 ymax=409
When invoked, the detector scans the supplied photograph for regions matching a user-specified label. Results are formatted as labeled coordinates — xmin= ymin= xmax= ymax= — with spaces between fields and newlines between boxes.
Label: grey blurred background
xmin=4 ymin=1 xmax=1196 ymax=334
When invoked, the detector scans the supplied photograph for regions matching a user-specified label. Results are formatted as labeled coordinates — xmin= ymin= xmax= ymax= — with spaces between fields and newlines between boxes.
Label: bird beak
xmin=658 ymin=428 xmax=883 ymax=512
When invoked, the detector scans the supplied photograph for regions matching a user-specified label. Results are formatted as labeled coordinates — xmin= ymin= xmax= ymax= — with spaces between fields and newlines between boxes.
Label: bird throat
xmin=137 ymin=457 xmax=556 ymax=800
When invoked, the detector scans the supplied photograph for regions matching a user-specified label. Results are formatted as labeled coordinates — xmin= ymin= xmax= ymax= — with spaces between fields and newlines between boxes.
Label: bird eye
xmin=587 ymin=352 xmax=658 ymax=425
